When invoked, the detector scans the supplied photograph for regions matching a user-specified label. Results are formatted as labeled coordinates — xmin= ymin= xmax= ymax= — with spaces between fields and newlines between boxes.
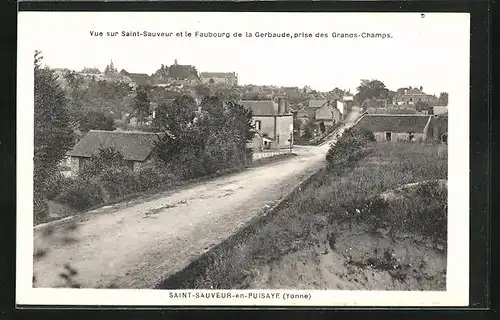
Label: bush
xmin=326 ymin=127 xmax=374 ymax=171
xmin=134 ymin=166 xmax=179 ymax=192
xmin=44 ymin=173 xmax=74 ymax=200
xmin=34 ymin=190 xmax=48 ymax=225
xmin=98 ymin=167 xmax=139 ymax=199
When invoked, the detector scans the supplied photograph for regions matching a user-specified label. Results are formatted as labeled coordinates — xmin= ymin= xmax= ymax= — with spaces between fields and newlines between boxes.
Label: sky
xmin=19 ymin=12 xmax=469 ymax=95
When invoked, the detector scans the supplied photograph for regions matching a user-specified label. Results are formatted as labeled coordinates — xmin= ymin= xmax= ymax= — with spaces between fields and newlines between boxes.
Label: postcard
xmin=17 ymin=11 xmax=470 ymax=307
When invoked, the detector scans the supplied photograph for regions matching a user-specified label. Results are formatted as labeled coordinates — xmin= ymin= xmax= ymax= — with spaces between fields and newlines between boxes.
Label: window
xmin=385 ymin=132 xmax=392 ymax=141
xmin=408 ymin=132 xmax=414 ymax=141
xmin=255 ymin=120 xmax=261 ymax=131
xmin=127 ymin=160 xmax=134 ymax=170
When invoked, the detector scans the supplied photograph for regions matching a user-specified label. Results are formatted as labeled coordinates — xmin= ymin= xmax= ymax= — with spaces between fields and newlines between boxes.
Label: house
xmin=120 ymin=71 xmax=152 ymax=88
xmin=307 ymin=100 xmax=343 ymax=126
xmin=354 ymin=114 xmax=434 ymax=142
xmin=395 ymin=86 xmax=439 ymax=106
xmin=200 ymin=72 xmax=238 ymax=86
xmin=433 ymin=105 xmax=448 ymax=115
xmin=241 ymin=98 xmax=294 ymax=149
xmin=66 ymin=130 xmax=164 ymax=176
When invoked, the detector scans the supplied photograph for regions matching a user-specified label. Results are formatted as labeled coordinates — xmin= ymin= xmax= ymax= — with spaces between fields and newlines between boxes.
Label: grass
xmin=162 ymin=141 xmax=448 ymax=289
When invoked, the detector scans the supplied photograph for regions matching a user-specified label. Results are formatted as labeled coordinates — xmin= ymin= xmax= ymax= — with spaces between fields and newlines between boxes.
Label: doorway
xmin=385 ymin=132 xmax=392 ymax=141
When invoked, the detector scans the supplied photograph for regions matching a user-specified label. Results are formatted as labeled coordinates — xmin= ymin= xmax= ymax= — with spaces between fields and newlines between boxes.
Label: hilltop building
xmin=200 ymin=72 xmax=238 ymax=86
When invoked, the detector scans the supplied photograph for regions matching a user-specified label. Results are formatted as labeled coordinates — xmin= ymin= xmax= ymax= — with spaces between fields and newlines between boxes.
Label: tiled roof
xmin=127 ymin=73 xmax=151 ymax=86
xmin=355 ymin=115 xmax=432 ymax=133
xmin=366 ymin=107 xmax=418 ymax=115
xmin=67 ymin=130 xmax=164 ymax=161
xmin=307 ymin=100 xmax=328 ymax=109
xmin=241 ymin=100 xmax=278 ymax=116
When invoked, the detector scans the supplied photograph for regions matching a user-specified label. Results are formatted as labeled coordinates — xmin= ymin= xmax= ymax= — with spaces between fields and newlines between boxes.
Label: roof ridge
xmin=88 ymin=130 xmax=162 ymax=135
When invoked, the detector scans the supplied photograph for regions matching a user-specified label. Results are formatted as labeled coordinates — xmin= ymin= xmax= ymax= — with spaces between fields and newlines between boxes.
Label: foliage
xmin=132 ymin=90 xmax=151 ymax=126
xmin=326 ymin=126 xmax=375 ymax=171
xmin=194 ymin=84 xmax=211 ymax=97
xmin=151 ymin=96 xmax=197 ymax=136
xmin=438 ymin=92 xmax=448 ymax=106
xmin=154 ymin=95 xmax=254 ymax=179
xmin=104 ymin=60 xmax=117 ymax=76
xmin=354 ymin=79 xmax=390 ymax=106
xmin=81 ymin=147 xmax=129 ymax=177
xmin=77 ymin=111 xmax=115 ymax=133
xmin=415 ymin=101 xmax=433 ymax=114
xmin=54 ymin=176 xmax=104 ymax=211
xmin=63 ymin=73 xmax=133 ymax=117
xmin=34 ymin=50 xmax=75 ymax=221
xmin=302 ymin=120 xmax=318 ymax=139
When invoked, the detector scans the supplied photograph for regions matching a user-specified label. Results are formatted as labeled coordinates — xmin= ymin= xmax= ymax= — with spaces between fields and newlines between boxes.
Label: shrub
xmin=44 ymin=173 xmax=74 ymax=200
xmin=326 ymin=126 xmax=374 ymax=171
xmin=98 ymin=167 xmax=139 ymax=199
xmin=33 ymin=190 xmax=48 ymax=225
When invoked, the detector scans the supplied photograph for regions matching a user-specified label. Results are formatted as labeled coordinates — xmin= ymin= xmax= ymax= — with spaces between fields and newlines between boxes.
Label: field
xmin=174 ymin=141 xmax=448 ymax=290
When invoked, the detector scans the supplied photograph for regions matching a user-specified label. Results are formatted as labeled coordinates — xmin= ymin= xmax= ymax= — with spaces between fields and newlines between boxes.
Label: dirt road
xmin=33 ymin=139 xmax=338 ymax=289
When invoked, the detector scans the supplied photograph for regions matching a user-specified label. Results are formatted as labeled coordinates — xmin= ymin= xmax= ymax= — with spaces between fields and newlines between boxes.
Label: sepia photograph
xmin=17 ymin=12 xmax=469 ymax=306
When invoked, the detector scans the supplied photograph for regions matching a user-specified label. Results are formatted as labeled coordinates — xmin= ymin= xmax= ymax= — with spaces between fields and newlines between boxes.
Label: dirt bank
xmin=165 ymin=142 xmax=447 ymax=291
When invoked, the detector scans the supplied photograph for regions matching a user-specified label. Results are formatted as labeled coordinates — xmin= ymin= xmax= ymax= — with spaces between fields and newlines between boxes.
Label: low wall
xmin=252 ymin=149 xmax=292 ymax=161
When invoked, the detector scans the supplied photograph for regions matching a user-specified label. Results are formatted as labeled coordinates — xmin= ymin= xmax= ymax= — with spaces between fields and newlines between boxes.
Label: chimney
xmin=420 ymin=86 xmax=423 ymax=91
xmin=409 ymin=86 xmax=412 ymax=90
xmin=277 ymin=97 xmax=285 ymax=114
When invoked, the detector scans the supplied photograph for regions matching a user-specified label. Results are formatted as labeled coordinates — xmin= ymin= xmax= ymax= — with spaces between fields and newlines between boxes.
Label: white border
xmin=17 ymin=12 xmax=470 ymax=307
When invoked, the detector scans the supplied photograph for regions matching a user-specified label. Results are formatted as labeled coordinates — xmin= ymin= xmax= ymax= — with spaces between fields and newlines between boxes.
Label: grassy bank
xmin=162 ymin=141 xmax=447 ymax=290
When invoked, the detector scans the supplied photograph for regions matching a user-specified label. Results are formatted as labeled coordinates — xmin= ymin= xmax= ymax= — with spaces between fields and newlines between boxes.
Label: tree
xmin=104 ymin=60 xmax=117 ymax=76
xmin=132 ymin=90 xmax=151 ymax=126
xmin=415 ymin=101 xmax=433 ymax=114
xmin=438 ymin=92 xmax=449 ymax=106
xmin=194 ymin=84 xmax=211 ymax=98
xmin=82 ymin=146 xmax=128 ymax=177
xmin=302 ymin=120 xmax=318 ymax=139
xmin=354 ymin=79 xmax=389 ymax=106
xmin=152 ymin=95 xmax=197 ymax=135
xmin=154 ymin=96 xmax=253 ymax=179
xmin=34 ymin=50 xmax=75 ymax=219
xmin=78 ymin=111 xmax=115 ymax=133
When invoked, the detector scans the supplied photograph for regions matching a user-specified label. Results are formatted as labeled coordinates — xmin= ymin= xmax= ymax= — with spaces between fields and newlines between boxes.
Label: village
xmin=50 ymin=59 xmax=448 ymax=179
xmin=33 ymin=56 xmax=449 ymax=291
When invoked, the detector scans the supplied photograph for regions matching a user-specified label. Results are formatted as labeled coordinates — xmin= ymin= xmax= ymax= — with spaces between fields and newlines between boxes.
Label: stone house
xmin=307 ymin=100 xmax=343 ymax=127
xmin=241 ymin=98 xmax=294 ymax=149
xmin=66 ymin=130 xmax=164 ymax=176
xmin=354 ymin=114 xmax=434 ymax=142
xmin=200 ymin=72 xmax=238 ymax=86
xmin=395 ymin=86 xmax=439 ymax=106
